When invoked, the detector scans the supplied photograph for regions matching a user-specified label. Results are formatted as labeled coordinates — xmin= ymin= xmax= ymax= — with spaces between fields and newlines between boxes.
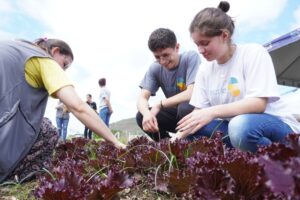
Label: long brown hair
xmin=34 ymin=38 xmax=74 ymax=60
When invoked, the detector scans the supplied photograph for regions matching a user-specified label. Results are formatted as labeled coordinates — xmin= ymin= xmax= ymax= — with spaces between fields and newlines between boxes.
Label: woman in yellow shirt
xmin=0 ymin=38 xmax=125 ymax=183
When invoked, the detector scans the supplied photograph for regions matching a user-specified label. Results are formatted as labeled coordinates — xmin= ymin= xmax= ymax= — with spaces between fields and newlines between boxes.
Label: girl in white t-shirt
xmin=175 ymin=1 xmax=300 ymax=152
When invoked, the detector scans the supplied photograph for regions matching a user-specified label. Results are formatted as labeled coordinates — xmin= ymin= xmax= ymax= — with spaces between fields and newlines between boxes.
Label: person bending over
xmin=0 ymin=38 xmax=125 ymax=183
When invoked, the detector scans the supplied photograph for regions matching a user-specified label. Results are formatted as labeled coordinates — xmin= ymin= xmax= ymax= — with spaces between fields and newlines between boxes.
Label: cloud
xmin=292 ymin=4 xmax=300 ymax=29
xmin=0 ymin=0 xmax=13 ymax=12
xmin=229 ymin=0 xmax=288 ymax=30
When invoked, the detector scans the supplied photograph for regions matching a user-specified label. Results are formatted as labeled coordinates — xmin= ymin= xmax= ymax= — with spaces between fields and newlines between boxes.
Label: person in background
xmin=136 ymin=28 xmax=201 ymax=142
xmin=55 ymin=100 xmax=70 ymax=141
xmin=0 ymin=38 xmax=125 ymax=183
xmin=98 ymin=78 xmax=113 ymax=127
xmin=175 ymin=1 xmax=300 ymax=152
xmin=84 ymin=94 xmax=97 ymax=139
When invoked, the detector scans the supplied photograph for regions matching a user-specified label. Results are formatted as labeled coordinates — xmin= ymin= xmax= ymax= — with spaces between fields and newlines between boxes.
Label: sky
xmin=1 ymin=0 xmax=300 ymax=134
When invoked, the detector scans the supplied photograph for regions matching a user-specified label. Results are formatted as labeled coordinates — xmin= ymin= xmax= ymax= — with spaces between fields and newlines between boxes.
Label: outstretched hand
xmin=114 ymin=141 xmax=126 ymax=149
xmin=176 ymin=108 xmax=214 ymax=137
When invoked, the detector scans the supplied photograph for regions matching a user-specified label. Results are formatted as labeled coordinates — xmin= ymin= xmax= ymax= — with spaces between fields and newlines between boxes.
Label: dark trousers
xmin=84 ymin=127 xmax=92 ymax=139
xmin=136 ymin=102 xmax=194 ymax=142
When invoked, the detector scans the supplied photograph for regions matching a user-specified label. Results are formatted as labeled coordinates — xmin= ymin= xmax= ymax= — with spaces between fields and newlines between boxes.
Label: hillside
xmin=110 ymin=117 xmax=143 ymax=134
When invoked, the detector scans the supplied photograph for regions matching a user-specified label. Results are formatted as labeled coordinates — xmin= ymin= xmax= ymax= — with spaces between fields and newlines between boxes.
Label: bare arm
xmin=136 ymin=89 xmax=159 ymax=132
xmin=137 ymin=89 xmax=152 ymax=116
xmin=206 ymin=97 xmax=267 ymax=119
xmin=176 ymin=97 xmax=268 ymax=138
xmin=54 ymin=86 xmax=125 ymax=149
xmin=55 ymin=101 xmax=64 ymax=109
xmin=155 ymin=84 xmax=194 ymax=109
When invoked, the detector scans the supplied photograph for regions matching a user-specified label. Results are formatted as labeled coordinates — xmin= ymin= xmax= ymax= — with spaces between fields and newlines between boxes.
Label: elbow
xmin=256 ymin=98 xmax=268 ymax=113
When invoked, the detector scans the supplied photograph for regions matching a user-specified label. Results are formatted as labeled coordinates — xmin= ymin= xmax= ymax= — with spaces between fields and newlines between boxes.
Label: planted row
xmin=35 ymin=134 xmax=300 ymax=199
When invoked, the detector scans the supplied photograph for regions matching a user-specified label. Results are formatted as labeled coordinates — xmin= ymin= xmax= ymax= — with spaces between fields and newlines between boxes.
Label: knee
xmin=228 ymin=115 xmax=249 ymax=150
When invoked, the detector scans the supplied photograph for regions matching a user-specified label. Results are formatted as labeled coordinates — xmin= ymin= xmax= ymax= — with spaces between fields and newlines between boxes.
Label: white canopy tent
xmin=264 ymin=28 xmax=300 ymax=87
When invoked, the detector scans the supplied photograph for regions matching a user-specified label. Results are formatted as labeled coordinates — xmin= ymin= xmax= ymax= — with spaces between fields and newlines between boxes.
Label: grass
xmin=0 ymin=180 xmax=177 ymax=200
xmin=0 ymin=181 xmax=37 ymax=200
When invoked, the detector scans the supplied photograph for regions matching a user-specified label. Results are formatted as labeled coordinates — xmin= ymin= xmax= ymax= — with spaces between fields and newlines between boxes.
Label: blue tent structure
xmin=264 ymin=28 xmax=300 ymax=87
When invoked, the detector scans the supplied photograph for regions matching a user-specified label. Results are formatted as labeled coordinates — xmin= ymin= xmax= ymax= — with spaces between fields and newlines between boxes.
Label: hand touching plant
xmin=141 ymin=101 xmax=163 ymax=133
xmin=142 ymin=112 xmax=159 ymax=133
xmin=175 ymin=108 xmax=215 ymax=139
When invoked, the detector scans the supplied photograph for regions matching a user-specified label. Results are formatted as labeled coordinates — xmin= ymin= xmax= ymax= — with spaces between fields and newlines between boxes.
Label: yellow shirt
xmin=25 ymin=57 xmax=73 ymax=97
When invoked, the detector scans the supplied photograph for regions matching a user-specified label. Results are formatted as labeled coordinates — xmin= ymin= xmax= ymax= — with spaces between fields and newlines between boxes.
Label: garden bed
xmin=1 ymin=133 xmax=300 ymax=199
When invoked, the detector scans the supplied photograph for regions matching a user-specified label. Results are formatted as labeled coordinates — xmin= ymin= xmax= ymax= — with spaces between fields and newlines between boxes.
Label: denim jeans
xmin=99 ymin=107 xmax=111 ymax=127
xmin=56 ymin=117 xmax=69 ymax=141
xmin=188 ymin=113 xmax=293 ymax=152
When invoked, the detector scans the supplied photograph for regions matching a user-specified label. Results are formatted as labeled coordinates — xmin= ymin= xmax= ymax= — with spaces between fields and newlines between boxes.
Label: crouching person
xmin=136 ymin=28 xmax=201 ymax=141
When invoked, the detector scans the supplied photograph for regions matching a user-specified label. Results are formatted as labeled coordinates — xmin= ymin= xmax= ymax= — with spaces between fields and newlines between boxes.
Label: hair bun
xmin=218 ymin=1 xmax=230 ymax=13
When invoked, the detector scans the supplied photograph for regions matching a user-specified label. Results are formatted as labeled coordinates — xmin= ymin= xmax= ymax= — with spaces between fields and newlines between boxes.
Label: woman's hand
xmin=176 ymin=108 xmax=215 ymax=137
xmin=114 ymin=141 xmax=126 ymax=149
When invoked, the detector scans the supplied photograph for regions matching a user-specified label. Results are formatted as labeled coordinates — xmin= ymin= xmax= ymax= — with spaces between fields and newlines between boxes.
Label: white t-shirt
xmin=266 ymin=90 xmax=300 ymax=133
xmin=190 ymin=43 xmax=300 ymax=133
xmin=99 ymin=87 xmax=111 ymax=110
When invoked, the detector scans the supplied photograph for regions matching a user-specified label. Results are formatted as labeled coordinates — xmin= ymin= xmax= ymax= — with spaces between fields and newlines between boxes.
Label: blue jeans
xmin=188 ymin=113 xmax=293 ymax=152
xmin=56 ymin=117 xmax=69 ymax=141
xmin=99 ymin=107 xmax=111 ymax=127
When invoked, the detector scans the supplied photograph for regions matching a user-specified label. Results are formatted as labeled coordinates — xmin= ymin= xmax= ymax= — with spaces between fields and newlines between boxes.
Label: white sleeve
xmin=190 ymin=64 xmax=211 ymax=108
xmin=243 ymin=44 xmax=280 ymax=102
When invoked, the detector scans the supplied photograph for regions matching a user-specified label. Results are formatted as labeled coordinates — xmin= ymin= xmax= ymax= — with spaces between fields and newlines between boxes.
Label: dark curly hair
xmin=148 ymin=28 xmax=177 ymax=52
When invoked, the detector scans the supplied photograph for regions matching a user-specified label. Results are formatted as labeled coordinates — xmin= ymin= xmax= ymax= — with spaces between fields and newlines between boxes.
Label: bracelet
xmin=160 ymin=100 xmax=164 ymax=109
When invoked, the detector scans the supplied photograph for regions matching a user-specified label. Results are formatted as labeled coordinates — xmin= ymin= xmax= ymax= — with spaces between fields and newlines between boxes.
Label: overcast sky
xmin=1 ymin=0 xmax=300 ymax=134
